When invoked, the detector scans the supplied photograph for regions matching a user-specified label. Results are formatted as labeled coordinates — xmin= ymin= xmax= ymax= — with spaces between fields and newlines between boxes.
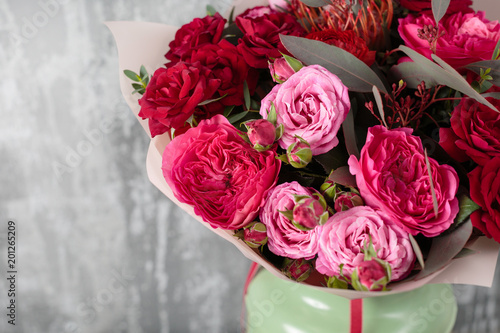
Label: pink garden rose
xmin=348 ymin=125 xmax=459 ymax=237
xmin=442 ymin=97 xmax=500 ymax=166
xmin=260 ymin=65 xmax=350 ymax=155
xmin=468 ymin=157 xmax=500 ymax=243
xmin=398 ymin=11 xmax=500 ymax=69
xmin=162 ymin=115 xmax=281 ymax=230
xmin=260 ymin=182 xmax=322 ymax=259
xmin=316 ymin=206 xmax=415 ymax=281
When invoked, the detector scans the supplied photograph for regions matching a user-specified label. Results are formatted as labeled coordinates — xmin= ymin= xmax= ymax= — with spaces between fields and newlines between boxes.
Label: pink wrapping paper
xmin=105 ymin=0 xmax=500 ymax=299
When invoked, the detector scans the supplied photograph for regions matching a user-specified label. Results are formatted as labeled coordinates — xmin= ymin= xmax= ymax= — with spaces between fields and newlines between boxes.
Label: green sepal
xmin=326 ymin=276 xmax=349 ymax=289
xmin=267 ymin=102 xmax=278 ymax=125
xmin=278 ymin=209 xmax=294 ymax=222
xmin=283 ymin=53 xmax=304 ymax=73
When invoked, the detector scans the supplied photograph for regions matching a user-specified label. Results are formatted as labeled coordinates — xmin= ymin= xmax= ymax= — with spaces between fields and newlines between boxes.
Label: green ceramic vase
xmin=245 ymin=269 xmax=457 ymax=333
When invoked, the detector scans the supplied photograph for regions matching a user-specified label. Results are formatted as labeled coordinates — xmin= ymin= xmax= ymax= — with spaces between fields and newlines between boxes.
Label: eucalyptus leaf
xmin=223 ymin=105 xmax=235 ymax=118
xmin=342 ymin=108 xmax=360 ymax=158
xmin=409 ymin=234 xmax=425 ymax=270
xmin=389 ymin=62 xmax=438 ymax=89
xmin=372 ymin=86 xmax=388 ymax=128
xmin=328 ymin=166 xmax=357 ymax=188
xmin=198 ymin=94 xmax=227 ymax=106
xmin=298 ymin=0 xmax=330 ymax=7
xmin=432 ymin=0 xmax=450 ymax=25
xmin=413 ymin=219 xmax=472 ymax=280
xmin=281 ymin=35 xmax=388 ymax=93
xmin=453 ymin=248 xmax=476 ymax=259
xmin=481 ymin=92 xmax=500 ymax=99
xmin=464 ymin=60 xmax=500 ymax=86
xmin=398 ymin=45 xmax=498 ymax=112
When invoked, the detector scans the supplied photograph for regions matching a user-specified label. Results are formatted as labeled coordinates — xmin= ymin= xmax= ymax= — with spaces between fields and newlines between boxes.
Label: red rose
xmin=398 ymin=0 xmax=472 ymax=13
xmin=306 ymin=29 xmax=376 ymax=66
xmin=165 ymin=13 xmax=226 ymax=63
xmin=468 ymin=157 xmax=500 ymax=243
xmin=138 ymin=62 xmax=220 ymax=137
xmin=236 ymin=7 xmax=305 ymax=68
xmin=444 ymin=98 xmax=500 ymax=166
xmin=188 ymin=39 xmax=258 ymax=107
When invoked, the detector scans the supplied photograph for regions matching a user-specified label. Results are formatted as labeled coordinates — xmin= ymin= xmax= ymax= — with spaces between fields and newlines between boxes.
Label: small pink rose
xmin=260 ymin=182 xmax=322 ymax=259
xmin=245 ymin=119 xmax=276 ymax=149
xmin=260 ymin=65 xmax=350 ymax=155
xmin=316 ymin=206 xmax=415 ymax=281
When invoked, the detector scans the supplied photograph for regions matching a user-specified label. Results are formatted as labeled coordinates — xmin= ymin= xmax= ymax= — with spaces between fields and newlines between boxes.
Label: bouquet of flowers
xmin=108 ymin=0 xmax=500 ymax=298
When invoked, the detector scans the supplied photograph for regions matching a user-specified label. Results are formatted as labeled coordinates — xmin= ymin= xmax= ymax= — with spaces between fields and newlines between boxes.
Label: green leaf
xmin=342 ymin=108 xmax=360 ymax=159
xmin=227 ymin=110 xmax=249 ymax=124
xmin=198 ymin=94 xmax=227 ymax=106
xmin=283 ymin=54 xmax=304 ymax=73
xmin=243 ymin=81 xmax=251 ymax=111
xmin=326 ymin=276 xmax=349 ymax=289
xmin=424 ymin=149 xmax=439 ymax=217
xmin=124 ymin=69 xmax=140 ymax=82
xmin=372 ymin=86 xmax=388 ymax=128
xmin=281 ymin=35 xmax=388 ymax=93
xmin=228 ymin=6 xmax=236 ymax=25
xmin=409 ymin=234 xmax=425 ymax=270
xmin=464 ymin=60 xmax=500 ymax=86
xmin=454 ymin=194 xmax=481 ymax=225
xmin=413 ymin=219 xmax=472 ymax=281
xmin=492 ymin=38 xmax=500 ymax=60
xmin=432 ymin=0 xmax=450 ymax=25
xmin=389 ymin=62 xmax=438 ymax=89
xmin=139 ymin=65 xmax=148 ymax=80
xmin=298 ymin=0 xmax=330 ymax=7
xmin=223 ymin=105 xmax=235 ymax=118
xmin=481 ymin=92 xmax=500 ymax=99
xmin=206 ymin=4 xmax=217 ymax=16
xmin=453 ymin=248 xmax=476 ymax=259
xmin=399 ymin=45 xmax=499 ymax=112
xmin=131 ymin=83 xmax=142 ymax=90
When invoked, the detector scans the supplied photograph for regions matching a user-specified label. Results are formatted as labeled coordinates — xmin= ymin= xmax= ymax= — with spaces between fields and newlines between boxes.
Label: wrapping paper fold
xmin=105 ymin=0 xmax=500 ymax=299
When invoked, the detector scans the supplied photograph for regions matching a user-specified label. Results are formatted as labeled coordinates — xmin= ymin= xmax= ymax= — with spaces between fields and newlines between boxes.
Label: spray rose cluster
xmin=125 ymin=0 xmax=500 ymax=293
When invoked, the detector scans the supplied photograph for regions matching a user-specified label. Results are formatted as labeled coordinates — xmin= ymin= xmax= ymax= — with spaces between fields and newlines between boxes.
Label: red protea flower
xmin=306 ymin=29 xmax=376 ymax=66
xmin=289 ymin=0 xmax=393 ymax=50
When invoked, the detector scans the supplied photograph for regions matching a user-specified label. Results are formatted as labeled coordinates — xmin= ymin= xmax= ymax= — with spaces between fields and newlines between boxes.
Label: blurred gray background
xmin=0 ymin=0 xmax=499 ymax=332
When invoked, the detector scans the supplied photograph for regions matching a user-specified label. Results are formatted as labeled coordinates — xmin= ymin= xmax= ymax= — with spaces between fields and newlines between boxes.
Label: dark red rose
xmin=235 ymin=6 xmax=306 ymax=68
xmin=468 ymin=157 xmax=500 ymax=243
xmin=138 ymin=62 xmax=220 ymax=137
xmin=398 ymin=0 xmax=472 ymax=13
xmin=306 ymin=29 xmax=376 ymax=66
xmin=188 ymin=39 xmax=258 ymax=107
xmin=444 ymin=98 xmax=500 ymax=166
xmin=165 ymin=13 xmax=226 ymax=63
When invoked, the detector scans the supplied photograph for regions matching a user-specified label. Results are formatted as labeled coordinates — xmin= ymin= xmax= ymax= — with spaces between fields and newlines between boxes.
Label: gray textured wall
xmin=0 ymin=1 xmax=499 ymax=333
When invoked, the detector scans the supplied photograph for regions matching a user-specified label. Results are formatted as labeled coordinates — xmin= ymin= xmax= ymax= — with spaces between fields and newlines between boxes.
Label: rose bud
xmin=283 ymin=258 xmax=312 ymax=282
xmin=244 ymin=119 xmax=277 ymax=151
xmin=334 ymin=192 xmax=364 ymax=212
xmin=351 ymin=259 xmax=391 ymax=291
xmin=242 ymin=222 xmax=268 ymax=248
xmin=292 ymin=195 xmax=329 ymax=230
xmin=268 ymin=56 xmax=303 ymax=83
xmin=286 ymin=136 xmax=312 ymax=168
xmin=320 ymin=178 xmax=341 ymax=203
